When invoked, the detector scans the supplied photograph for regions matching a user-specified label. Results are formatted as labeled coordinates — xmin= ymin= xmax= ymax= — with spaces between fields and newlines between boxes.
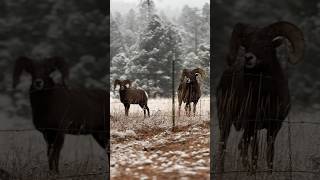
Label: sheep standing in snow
xmin=114 ymin=79 xmax=150 ymax=117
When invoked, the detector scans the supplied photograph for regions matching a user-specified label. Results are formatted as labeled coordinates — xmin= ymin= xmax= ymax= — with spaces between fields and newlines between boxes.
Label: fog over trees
xmin=111 ymin=0 xmax=210 ymax=97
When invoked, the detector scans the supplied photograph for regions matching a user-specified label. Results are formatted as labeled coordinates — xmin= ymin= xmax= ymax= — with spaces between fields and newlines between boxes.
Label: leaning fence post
xmin=172 ymin=52 xmax=175 ymax=131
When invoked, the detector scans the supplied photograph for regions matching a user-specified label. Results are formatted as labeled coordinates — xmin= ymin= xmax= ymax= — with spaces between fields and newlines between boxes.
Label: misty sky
xmin=111 ymin=0 xmax=210 ymax=18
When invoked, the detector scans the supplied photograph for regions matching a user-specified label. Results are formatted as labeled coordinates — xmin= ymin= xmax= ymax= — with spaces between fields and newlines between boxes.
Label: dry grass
xmin=110 ymin=97 xmax=210 ymax=179
xmin=0 ymin=128 xmax=107 ymax=180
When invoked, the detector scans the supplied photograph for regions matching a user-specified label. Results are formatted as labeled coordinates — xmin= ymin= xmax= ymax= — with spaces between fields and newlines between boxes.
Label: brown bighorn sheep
xmin=178 ymin=68 xmax=205 ymax=116
xmin=216 ymin=21 xmax=304 ymax=175
xmin=12 ymin=56 xmax=109 ymax=173
xmin=114 ymin=79 xmax=150 ymax=117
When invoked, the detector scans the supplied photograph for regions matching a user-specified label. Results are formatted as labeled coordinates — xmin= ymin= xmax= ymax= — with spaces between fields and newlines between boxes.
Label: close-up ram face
xmin=114 ymin=79 xmax=132 ymax=90
xmin=13 ymin=56 xmax=68 ymax=91
xmin=181 ymin=68 xmax=206 ymax=84
xmin=240 ymin=32 xmax=275 ymax=69
xmin=228 ymin=22 xmax=305 ymax=71
xmin=184 ymin=71 xmax=197 ymax=84
xmin=31 ymin=63 xmax=55 ymax=90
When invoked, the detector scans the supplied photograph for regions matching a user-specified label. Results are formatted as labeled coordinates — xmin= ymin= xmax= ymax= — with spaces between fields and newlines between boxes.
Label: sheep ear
xmin=272 ymin=37 xmax=284 ymax=48
xmin=193 ymin=68 xmax=206 ymax=78
xmin=114 ymin=79 xmax=120 ymax=90
xmin=45 ymin=56 xmax=69 ymax=86
xmin=13 ymin=56 xmax=34 ymax=89
xmin=123 ymin=80 xmax=132 ymax=88
xmin=180 ymin=69 xmax=188 ymax=82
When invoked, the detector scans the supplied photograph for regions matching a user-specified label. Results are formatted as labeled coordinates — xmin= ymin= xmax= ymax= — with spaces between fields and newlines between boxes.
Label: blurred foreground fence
xmin=0 ymin=127 xmax=109 ymax=179
xmin=211 ymin=72 xmax=320 ymax=180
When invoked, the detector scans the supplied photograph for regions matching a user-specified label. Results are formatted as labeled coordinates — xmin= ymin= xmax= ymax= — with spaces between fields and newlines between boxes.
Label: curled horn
xmin=180 ymin=69 xmax=189 ymax=82
xmin=123 ymin=80 xmax=132 ymax=88
xmin=193 ymin=68 xmax=206 ymax=78
xmin=45 ymin=56 xmax=69 ymax=86
xmin=114 ymin=79 xmax=120 ymax=90
xmin=13 ymin=56 xmax=34 ymax=89
xmin=266 ymin=21 xmax=305 ymax=64
xmin=227 ymin=23 xmax=247 ymax=66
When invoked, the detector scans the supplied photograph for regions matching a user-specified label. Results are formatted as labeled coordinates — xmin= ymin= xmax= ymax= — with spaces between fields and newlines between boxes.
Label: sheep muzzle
xmin=33 ymin=78 xmax=45 ymax=90
xmin=186 ymin=78 xmax=191 ymax=84
xmin=244 ymin=52 xmax=257 ymax=68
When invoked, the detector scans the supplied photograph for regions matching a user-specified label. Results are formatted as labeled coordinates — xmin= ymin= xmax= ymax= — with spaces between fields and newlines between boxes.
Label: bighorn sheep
xmin=12 ymin=56 xmax=109 ymax=173
xmin=216 ymin=21 xmax=304 ymax=175
xmin=178 ymin=68 xmax=205 ymax=116
xmin=114 ymin=79 xmax=150 ymax=117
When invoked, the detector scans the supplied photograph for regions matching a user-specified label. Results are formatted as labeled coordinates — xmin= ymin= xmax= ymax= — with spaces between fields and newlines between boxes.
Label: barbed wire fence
xmin=211 ymin=72 xmax=320 ymax=180
xmin=110 ymin=56 xmax=211 ymax=130
xmin=0 ymin=126 xmax=109 ymax=179
xmin=1 ymin=90 xmax=109 ymax=179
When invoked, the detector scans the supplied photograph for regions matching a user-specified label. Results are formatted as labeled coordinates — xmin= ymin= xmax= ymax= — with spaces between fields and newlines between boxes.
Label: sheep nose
xmin=34 ymin=79 xmax=44 ymax=89
xmin=244 ymin=52 xmax=257 ymax=68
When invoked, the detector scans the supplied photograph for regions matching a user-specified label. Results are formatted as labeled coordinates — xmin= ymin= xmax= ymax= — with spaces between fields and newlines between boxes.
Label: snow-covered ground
xmin=110 ymin=97 xmax=210 ymax=179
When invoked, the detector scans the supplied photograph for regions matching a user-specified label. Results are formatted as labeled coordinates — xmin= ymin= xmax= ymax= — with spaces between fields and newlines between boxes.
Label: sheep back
xmin=30 ymin=87 xmax=108 ymax=134
xmin=119 ymin=88 xmax=148 ymax=105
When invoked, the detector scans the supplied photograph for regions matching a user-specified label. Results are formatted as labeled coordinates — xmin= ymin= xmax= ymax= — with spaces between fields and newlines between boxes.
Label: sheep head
xmin=13 ymin=56 xmax=69 ymax=91
xmin=227 ymin=21 xmax=304 ymax=70
xmin=114 ymin=79 xmax=132 ymax=91
xmin=180 ymin=68 xmax=206 ymax=84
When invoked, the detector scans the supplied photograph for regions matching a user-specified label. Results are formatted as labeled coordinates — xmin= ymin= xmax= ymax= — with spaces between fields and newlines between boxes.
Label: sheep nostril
xmin=245 ymin=56 xmax=253 ymax=61
xmin=244 ymin=53 xmax=257 ymax=68
xmin=34 ymin=79 xmax=44 ymax=89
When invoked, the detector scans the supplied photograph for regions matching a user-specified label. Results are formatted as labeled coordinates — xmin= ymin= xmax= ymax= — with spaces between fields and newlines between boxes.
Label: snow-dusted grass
xmin=111 ymin=96 xmax=210 ymax=129
xmin=111 ymin=96 xmax=210 ymax=179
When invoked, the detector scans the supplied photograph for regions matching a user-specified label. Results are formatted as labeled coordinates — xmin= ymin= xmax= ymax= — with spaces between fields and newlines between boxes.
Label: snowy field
xmin=0 ymin=94 xmax=107 ymax=180
xmin=110 ymin=97 xmax=210 ymax=179
xmin=211 ymin=98 xmax=320 ymax=180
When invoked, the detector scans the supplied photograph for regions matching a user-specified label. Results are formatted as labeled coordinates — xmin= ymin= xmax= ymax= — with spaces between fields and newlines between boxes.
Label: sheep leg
xmin=185 ymin=103 xmax=191 ymax=117
xmin=238 ymin=130 xmax=250 ymax=169
xmin=53 ymin=133 xmax=65 ymax=173
xmin=217 ymin=119 xmax=231 ymax=178
xmin=146 ymin=105 xmax=150 ymax=117
xmin=139 ymin=104 xmax=149 ymax=118
xmin=43 ymin=132 xmax=64 ymax=173
xmin=266 ymin=125 xmax=281 ymax=171
xmin=143 ymin=105 xmax=150 ymax=117
xmin=92 ymin=133 xmax=110 ymax=169
xmin=178 ymin=99 xmax=182 ymax=117
xmin=43 ymin=131 xmax=55 ymax=172
xmin=124 ymin=103 xmax=130 ymax=116
xmin=193 ymin=102 xmax=197 ymax=116
xmin=250 ymin=131 xmax=259 ymax=174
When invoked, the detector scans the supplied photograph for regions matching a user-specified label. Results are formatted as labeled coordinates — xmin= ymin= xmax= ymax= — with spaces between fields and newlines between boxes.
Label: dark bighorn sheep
xmin=12 ymin=56 xmax=109 ymax=173
xmin=216 ymin=21 xmax=304 ymax=176
xmin=178 ymin=68 xmax=205 ymax=116
xmin=114 ymin=79 xmax=150 ymax=117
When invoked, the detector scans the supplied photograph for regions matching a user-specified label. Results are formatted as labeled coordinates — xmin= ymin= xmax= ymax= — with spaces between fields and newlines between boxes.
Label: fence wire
xmin=212 ymin=72 xmax=320 ymax=180
xmin=110 ymin=98 xmax=210 ymax=119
